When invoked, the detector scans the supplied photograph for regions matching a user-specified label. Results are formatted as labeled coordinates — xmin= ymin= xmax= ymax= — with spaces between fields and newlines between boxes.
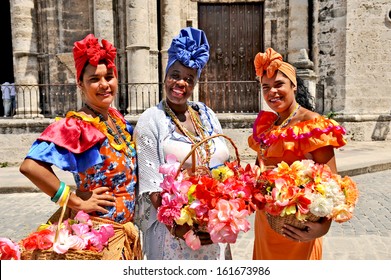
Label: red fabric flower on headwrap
xmin=254 ymin=48 xmax=296 ymax=86
xmin=73 ymin=34 xmax=117 ymax=80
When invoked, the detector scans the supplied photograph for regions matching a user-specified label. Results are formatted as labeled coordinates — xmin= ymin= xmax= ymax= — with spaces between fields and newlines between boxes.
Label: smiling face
xmin=260 ymin=70 xmax=297 ymax=115
xmin=164 ymin=61 xmax=197 ymax=110
xmin=78 ymin=63 xmax=118 ymax=111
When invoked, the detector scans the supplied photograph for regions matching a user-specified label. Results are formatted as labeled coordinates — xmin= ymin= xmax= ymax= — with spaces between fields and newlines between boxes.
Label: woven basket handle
xmin=174 ymin=133 xmax=240 ymax=179
xmin=54 ymin=192 xmax=71 ymax=243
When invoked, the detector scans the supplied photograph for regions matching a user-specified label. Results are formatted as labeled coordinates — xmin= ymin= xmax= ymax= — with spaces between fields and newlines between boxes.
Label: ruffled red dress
xmin=248 ymin=110 xmax=347 ymax=260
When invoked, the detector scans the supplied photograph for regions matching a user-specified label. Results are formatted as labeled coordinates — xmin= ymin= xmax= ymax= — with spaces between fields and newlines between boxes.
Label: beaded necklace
xmin=162 ymin=99 xmax=212 ymax=167
xmin=277 ymin=103 xmax=300 ymax=128
xmin=85 ymin=104 xmax=136 ymax=160
xmin=259 ymin=103 xmax=301 ymax=160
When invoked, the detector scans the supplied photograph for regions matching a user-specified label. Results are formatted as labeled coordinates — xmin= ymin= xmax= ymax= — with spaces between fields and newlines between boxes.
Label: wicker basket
xmin=20 ymin=194 xmax=104 ymax=260
xmin=174 ymin=133 xmax=241 ymax=179
xmin=172 ymin=134 xmax=241 ymax=232
xmin=21 ymin=248 xmax=103 ymax=260
xmin=266 ymin=213 xmax=320 ymax=235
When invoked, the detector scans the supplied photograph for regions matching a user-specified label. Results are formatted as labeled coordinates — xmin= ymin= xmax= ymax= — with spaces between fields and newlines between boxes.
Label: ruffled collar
xmin=252 ymin=111 xmax=279 ymax=144
xmin=66 ymin=109 xmax=134 ymax=153
xmin=252 ymin=110 xmax=347 ymax=146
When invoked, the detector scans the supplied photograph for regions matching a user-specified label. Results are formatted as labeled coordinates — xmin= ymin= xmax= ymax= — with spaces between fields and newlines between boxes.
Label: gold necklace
xmin=277 ymin=103 xmax=300 ymax=128
xmin=163 ymin=99 xmax=212 ymax=167
xmin=85 ymin=104 xmax=136 ymax=159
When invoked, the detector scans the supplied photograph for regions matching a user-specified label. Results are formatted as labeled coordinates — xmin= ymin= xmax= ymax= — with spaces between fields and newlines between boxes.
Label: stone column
xmin=287 ymin=0 xmax=309 ymax=62
xmin=10 ymin=0 xmax=43 ymax=118
xmin=293 ymin=49 xmax=317 ymax=108
xmin=160 ymin=0 xmax=182 ymax=82
xmin=126 ymin=0 xmax=151 ymax=114
xmin=93 ymin=0 xmax=114 ymax=42
xmin=93 ymin=0 xmax=117 ymax=107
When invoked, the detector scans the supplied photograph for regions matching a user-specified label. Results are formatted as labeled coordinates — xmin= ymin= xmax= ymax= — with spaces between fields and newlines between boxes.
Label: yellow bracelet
xmin=57 ymin=185 xmax=70 ymax=207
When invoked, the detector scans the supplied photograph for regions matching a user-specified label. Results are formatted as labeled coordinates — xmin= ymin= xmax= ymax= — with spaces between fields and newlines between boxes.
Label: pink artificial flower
xmin=157 ymin=202 xmax=182 ymax=226
xmin=74 ymin=211 xmax=93 ymax=226
xmin=82 ymin=225 xmax=115 ymax=252
xmin=97 ymin=224 xmax=115 ymax=245
xmin=71 ymin=223 xmax=91 ymax=237
xmin=189 ymin=199 xmax=209 ymax=217
xmin=52 ymin=228 xmax=72 ymax=254
xmin=159 ymin=154 xmax=181 ymax=177
xmin=0 ymin=238 xmax=21 ymax=260
xmin=87 ymin=228 xmax=106 ymax=252
xmin=207 ymin=199 xmax=250 ymax=244
xmin=208 ymin=222 xmax=237 ymax=243
xmin=178 ymin=181 xmax=193 ymax=199
xmin=160 ymin=175 xmax=177 ymax=193
xmin=67 ymin=235 xmax=86 ymax=251
xmin=184 ymin=230 xmax=201 ymax=250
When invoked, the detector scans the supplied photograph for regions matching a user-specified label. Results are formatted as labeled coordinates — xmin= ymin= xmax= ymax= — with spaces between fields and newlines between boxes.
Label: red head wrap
xmin=254 ymin=48 xmax=296 ymax=87
xmin=73 ymin=34 xmax=117 ymax=81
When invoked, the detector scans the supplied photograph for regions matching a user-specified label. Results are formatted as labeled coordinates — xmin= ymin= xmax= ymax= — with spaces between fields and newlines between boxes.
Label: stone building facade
xmin=4 ymin=0 xmax=391 ymax=141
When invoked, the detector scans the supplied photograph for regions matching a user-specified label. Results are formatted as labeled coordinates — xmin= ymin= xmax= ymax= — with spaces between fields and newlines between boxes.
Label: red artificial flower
xmin=21 ymin=229 xmax=54 ymax=251
xmin=0 ymin=238 xmax=21 ymax=260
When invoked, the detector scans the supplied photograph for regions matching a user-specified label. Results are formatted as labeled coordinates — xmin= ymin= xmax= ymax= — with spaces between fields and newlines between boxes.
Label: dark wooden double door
xmin=198 ymin=3 xmax=264 ymax=113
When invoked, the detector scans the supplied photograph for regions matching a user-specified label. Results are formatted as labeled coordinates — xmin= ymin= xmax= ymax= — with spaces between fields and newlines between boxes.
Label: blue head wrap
xmin=166 ymin=27 xmax=210 ymax=78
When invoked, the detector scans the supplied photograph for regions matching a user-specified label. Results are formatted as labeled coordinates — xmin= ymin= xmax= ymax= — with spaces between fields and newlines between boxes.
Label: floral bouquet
xmin=0 ymin=238 xmax=21 ymax=260
xmin=257 ymin=159 xmax=359 ymax=234
xmin=157 ymin=152 xmax=263 ymax=250
xmin=0 ymin=210 xmax=115 ymax=260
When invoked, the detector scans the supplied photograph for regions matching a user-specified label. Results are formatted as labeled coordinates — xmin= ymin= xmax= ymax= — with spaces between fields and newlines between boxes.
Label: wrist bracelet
xmin=57 ymin=185 xmax=71 ymax=207
xmin=51 ymin=181 xmax=66 ymax=203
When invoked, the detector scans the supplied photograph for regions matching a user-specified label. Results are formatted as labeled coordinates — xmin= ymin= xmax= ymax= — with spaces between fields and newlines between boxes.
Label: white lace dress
xmin=134 ymin=101 xmax=232 ymax=260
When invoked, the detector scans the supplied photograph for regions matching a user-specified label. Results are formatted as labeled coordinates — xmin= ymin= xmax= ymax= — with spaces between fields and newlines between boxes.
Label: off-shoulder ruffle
xmin=38 ymin=114 xmax=106 ymax=153
xmin=26 ymin=140 xmax=102 ymax=173
xmin=28 ymin=107 xmax=133 ymax=172
xmin=248 ymin=110 xmax=347 ymax=158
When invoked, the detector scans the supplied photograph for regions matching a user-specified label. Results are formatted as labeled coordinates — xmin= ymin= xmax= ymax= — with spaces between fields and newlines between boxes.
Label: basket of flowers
xmin=157 ymin=134 xmax=263 ymax=250
xmin=17 ymin=194 xmax=115 ymax=260
xmin=258 ymin=159 xmax=359 ymax=234
xmin=1 ymin=192 xmax=142 ymax=260
xmin=0 ymin=211 xmax=115 ymax=260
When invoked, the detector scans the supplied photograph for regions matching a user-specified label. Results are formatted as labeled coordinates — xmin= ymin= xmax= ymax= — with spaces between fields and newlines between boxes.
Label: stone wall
xmin=7 ymin=0 xmax=391 ymax=140
xmin=264 ymin=0 xmax=289 ymax=55
xmin=316 ymin=0 xmax=391 ymax=140
xmin=316 ymin=0 xmax=347 ymax=115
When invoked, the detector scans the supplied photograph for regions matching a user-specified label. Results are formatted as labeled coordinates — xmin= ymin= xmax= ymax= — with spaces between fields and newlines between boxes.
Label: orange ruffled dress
xmin=248 ymin=110 xmax=347 ymax=260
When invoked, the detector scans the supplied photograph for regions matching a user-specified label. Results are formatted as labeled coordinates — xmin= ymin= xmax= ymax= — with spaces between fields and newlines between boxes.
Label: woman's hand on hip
xmin=72 ymin=187 xmax=116 ymax=214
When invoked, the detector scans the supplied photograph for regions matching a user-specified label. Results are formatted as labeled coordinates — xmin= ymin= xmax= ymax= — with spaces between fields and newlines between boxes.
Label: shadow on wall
xmin=371 ymin=114 xmax=391 ymax=140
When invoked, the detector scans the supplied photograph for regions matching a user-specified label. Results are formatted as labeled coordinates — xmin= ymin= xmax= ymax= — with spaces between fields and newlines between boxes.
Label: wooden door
xmin=198 ymin=3 xmax=264 ymax=113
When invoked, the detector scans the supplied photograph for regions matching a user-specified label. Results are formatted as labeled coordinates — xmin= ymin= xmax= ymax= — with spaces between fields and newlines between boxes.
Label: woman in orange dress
xmin=248 ymin=48 xmax=347 ymax=259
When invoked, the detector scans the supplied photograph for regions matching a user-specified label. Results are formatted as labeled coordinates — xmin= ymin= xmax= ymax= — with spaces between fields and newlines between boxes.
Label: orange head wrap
xmin=254 ymin=48 xmax=296 ymax=87
xmin=73 ymin=34 xmax=117 ymax=81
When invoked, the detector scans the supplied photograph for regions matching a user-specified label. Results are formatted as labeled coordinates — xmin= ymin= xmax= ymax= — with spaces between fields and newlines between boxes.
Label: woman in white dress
xmin=134 ymin=27 xmax=232 ymax=260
